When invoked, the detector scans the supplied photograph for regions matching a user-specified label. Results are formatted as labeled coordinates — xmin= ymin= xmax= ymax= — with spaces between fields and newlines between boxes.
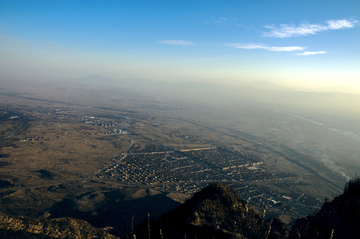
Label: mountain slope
xmin=290 ymin=177 xmax=360 ymax=239
xmin=131 ymin=183 xmax=289 ymax=239
xmin=1 ymin=179 xmax=359 ymax=238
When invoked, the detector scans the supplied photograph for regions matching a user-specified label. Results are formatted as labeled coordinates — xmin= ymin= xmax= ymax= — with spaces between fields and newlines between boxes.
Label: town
xmin=0 ymin=104 xmax=327 ymax=223
xmin=97 ymin=142 xmax=322 ymax=221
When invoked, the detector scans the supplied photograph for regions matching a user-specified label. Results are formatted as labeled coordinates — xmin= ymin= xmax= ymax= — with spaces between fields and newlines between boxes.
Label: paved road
xmin=0 ymin=110 xmax=29 ymax=140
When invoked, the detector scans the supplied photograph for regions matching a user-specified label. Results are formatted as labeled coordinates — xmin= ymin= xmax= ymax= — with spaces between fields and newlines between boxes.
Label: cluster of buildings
xmin=20 ymin=136 xmax=42 ymax=141
xmin=5 ymin=106 xmax=83 ymax=120
xmin=81 ymin=129 xmax=127 ymax=136
xmin=99 ymin=146 xmax=270 ymax=191
xmin=96 ymin=145 xmax=322 ymax=220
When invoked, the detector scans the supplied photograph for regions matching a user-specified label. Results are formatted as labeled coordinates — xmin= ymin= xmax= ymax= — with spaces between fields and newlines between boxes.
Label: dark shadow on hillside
xmin=47 ymin=190 xmax=181 ymax=237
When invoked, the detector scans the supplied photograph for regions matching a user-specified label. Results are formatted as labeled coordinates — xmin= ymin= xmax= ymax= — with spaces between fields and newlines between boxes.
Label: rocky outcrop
xmin=0 ymin=215 xmax=120 ymax=238
xmin=2 ymin=178 xmax=360 ymax=239
xmin=131 ymin=183 xmax=289 ymax=239
xmin=290 ymin=177 xmax=360 ymax=239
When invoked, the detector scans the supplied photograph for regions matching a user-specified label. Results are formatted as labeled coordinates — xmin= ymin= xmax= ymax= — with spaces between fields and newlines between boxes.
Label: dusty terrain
xmin=0 ymin=79 xmax=359 ymax=235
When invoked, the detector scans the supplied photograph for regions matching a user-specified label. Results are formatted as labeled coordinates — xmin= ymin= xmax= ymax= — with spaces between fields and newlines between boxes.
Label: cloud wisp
xmin=226 ymin=43 xmax=305 ymax=52
xmin=203 ymin=17 xmax=238 ymax=26
xmin=159 ymin=40 xmax=194 ymax=45
xmin=295 ymin=51 xmax=327 ymax=56
xmin=263 ymin=19 xmax=358 ymax=38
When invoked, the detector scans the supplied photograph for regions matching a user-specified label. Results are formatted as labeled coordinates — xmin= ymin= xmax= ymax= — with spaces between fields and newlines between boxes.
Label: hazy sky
xmin=0 ymin=0 xmax=359 ymax=92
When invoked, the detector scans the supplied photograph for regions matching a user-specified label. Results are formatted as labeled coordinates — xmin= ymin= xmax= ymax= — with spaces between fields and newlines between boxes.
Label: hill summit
xmin=1 ymin=179 xmax=360 ymax=238
xmin=131 ymin=183 xmax=289 ymax=239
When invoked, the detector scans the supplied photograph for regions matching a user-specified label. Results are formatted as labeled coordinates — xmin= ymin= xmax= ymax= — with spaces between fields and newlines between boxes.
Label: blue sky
xmin=0 ymin=0 xmax=359 ymax=92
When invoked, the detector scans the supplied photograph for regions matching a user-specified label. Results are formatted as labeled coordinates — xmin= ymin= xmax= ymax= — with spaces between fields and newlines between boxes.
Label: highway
xmin=0 ymin=110 xmax=29 ymax=140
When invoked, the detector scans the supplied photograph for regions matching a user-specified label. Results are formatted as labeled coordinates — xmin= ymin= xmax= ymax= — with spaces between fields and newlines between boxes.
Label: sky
xmin=0 ymin=0 xmax=359 ymax=93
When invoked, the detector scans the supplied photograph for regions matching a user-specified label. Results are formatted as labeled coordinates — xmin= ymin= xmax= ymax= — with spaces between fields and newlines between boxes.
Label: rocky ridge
xmin=1 ymin=178 xmax=360 ymax=238
xmin=0 ymin=215 xmax=119 ymax=238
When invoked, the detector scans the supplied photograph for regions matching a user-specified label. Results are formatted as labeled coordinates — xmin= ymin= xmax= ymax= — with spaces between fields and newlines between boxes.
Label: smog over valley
xmin=0 ymin=1 xmax=360 ymax=238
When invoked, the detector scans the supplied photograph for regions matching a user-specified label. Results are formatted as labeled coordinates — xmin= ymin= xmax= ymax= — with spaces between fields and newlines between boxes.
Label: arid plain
xmin=1 ymin=79 xmax=359 ymax=235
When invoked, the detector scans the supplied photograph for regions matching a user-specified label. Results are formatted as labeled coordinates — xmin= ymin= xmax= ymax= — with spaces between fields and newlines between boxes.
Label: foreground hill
xmin=1 ymin=179 xmax=360 ymax=238
xmin=131 ymin=183 xmax=289 ymax=239
xmin=290 ymin=177 xmax=360 ymax=239
xmin=131 ymin=180 xmax=360 ymax=239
